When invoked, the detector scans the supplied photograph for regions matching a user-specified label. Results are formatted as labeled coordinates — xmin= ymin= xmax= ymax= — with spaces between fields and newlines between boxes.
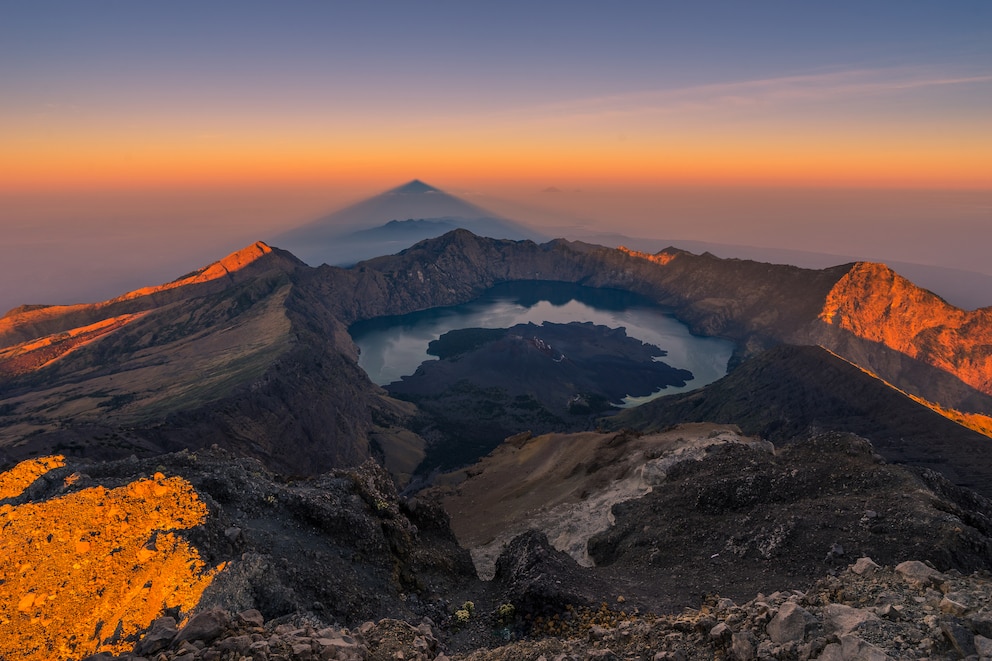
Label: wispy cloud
xmin=513 ymin=68 xmax=992 ymax=123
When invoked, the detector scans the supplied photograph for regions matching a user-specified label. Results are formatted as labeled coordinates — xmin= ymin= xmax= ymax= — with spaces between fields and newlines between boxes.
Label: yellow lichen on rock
xmin=0 ymin=455 xmax=66 ymax=500
xmin=0 ymin=456 xmax=224 ymax=660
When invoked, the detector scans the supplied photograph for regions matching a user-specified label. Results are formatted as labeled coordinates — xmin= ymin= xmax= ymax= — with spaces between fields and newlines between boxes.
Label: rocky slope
xmin=607 ymin=344 xmax=992 ymax=498
xmin=436 ymin=424 xmax=768 ymax=577
xmin=618 ymin=248 xmax=992 ymax=414
xmin=436 ymin=428 xmax=992 ymax=612
xmin=0 ymin=456 xmax=222 ymax=660
xmin=3 ymin=230 xmax=992 ymax=480
xmin=96 ymin=558 xmax=992 ymax=660
xmin=0 ymin=449 xmax=479 ymax=660
xmin=818 ymin=261 xmax=992 ymax=398
xmin=0 ymin=242 xmax=288 ymax=347
xmin=15 ymin=428 xmax=986 ymax=661
xmin=0 ymin=243 xmax=401 ymax=475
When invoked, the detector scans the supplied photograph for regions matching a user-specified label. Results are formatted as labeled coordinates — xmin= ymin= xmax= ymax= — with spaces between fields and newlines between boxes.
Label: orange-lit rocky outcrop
xmin=907 ymin=394 xmax=992 ymax=438
xmin=617 ymin=245 xmax=680 ymax=266
xmin=0 ymin=241 xmax=283 ymax=349
xmin=820 ymin=346 xmax=992 ymax=439
xmin=0 ymin=455 xmax=66 ymax=500
xmin=113 ymin=240 xmax=274 ymax=302
xmin=0 ymin=456 xmax=223 ymax=661
xmin=820 ymin=262 xmax=992 ymax=397
xmin=0 ymin=312 xmax=146 ymax=378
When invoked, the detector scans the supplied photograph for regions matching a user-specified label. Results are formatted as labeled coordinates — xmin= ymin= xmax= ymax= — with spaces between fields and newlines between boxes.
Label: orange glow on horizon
xmin=3 ymin=123 xmax=990 ymax=192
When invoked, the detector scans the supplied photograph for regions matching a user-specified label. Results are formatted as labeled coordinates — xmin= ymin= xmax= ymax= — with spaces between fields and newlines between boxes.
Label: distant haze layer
xmin=1 ymin=183 xmax=990 ymax=314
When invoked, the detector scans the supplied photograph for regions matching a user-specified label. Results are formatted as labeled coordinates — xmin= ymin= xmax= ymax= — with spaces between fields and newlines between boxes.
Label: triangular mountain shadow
xmin=390 ymin=179 xmax=440 ymax=194
xmin=271 ymin=180 xmax=544 ymax=266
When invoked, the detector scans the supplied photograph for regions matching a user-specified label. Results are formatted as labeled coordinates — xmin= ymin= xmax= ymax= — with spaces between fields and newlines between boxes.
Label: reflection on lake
xmin=349 ymin=282 xmax=734 ymax=403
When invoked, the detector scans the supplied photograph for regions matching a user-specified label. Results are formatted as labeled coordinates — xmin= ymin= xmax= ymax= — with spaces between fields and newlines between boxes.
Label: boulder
xmin=850 ymin=557 xmax=881 ymax=576
xmin=731 ymin=631 xmax=756 ymax=660
xmin=823 ymin=604 xmax=878 ymax=636
xmin=493 ymin=530 xmax=601 ymax=614
xmin=132 ymin=616 xmax=178 ymax=655
xmin=941 ymin=619 xmax=977 ymax=657
xmin=894 ymin=561 xmax=943 ymax=588
xmin=767 ymin=602 xmax=813 ymax=644
xmin=974 ymin=635 xmax=992 ymax=658
xmin=175 ymin=607 xmax=230 ymax=645
xmin=840 ymin=634 xmax=892 ymax=660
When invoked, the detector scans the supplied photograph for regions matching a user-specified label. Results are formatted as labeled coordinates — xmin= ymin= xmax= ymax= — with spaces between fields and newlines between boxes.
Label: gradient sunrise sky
xmin=1 ymin=1 xmax=991 ymax=311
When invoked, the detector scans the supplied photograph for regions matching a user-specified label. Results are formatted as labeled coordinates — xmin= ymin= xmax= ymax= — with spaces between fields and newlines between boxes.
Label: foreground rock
xmin=99 ymin=558 xmax=992 ymax=660
xmin=1 ymin=447 xmax=479 ymax=645
xmin=92 ymin=610 xmax=441 ymax=661
xmin=459 ymin=558 xmax=992 ymax=660
xmin=7 ymin=430 xmax=992 ymax=659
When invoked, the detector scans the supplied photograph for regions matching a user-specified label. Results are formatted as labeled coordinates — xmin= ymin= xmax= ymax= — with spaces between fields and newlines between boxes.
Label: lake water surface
xmin=349 ymin=282 xmax=734 ymax=404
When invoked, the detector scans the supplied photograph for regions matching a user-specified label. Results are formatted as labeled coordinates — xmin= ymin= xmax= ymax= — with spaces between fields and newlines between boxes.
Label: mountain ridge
xmin=617 ymin=246 xmax=992 ymax=410
xmin=0 ymin=241 xmax=303 ymax=349
xmin=5 ymin=234 xmax=992 ymax=660
xmin=584 ymin=232 xmax=992 ymax=310
xmin=3 ymin=230 xmax=992 ymax=489
xmin=818 ymin=261 xmax=992 ymax=396
xmin=0 ymin=241 xmax=377 ymax=475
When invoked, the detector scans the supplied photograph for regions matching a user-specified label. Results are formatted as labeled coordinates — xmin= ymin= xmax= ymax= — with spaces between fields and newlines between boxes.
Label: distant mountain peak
xmin=817 ymin=259 xmax=992 ymax=397
xmin=0 ymin=241 xmax=301 ymax=335
xmin=113 ymin=241 xmax=281 ymax=303
xmin=388 ymin=179 xmax=440 ymax=195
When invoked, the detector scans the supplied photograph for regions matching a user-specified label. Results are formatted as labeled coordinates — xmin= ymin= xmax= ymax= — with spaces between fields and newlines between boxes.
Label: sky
xmin=1 ymin=1 xmax=991 ymax=311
